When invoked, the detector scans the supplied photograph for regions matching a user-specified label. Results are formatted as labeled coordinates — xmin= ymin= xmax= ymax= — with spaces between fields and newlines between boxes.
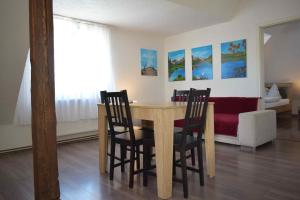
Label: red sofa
xmin=175 ymin=97 xmax=258 ymax=136
xmin=208 ymin=97 xmax=258 ymax=137
xmin=174 ymin=97 xmax=277 ymax=148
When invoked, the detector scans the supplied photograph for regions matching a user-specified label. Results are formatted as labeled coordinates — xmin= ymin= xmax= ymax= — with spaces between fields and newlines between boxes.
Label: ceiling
xmin=53 ymin=0 xmax=241 ymax=36
xmin=264 ymin=19 xmax=300 ymax=35
xmin=263 ymin=20 xmax=300 ymax=44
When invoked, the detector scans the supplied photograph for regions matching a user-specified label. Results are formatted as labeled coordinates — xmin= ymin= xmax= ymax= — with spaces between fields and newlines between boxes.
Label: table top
xmin=98 ymin=101 xmax=214 ymax=109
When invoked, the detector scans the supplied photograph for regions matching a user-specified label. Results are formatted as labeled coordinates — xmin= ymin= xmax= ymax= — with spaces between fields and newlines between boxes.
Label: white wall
xmin=0 ymin=0 xmax=29 ymax=124
xmin=0 ymin=26 xmax=164 ymax=151
xmin=264 ymin=20 xmax=300 ymax=85
xmin=163 ymin=0 xmax=300 ymax=101
xmin=0 ymin=120 xmax=98 ymax=151
xmin=110 ymin=28 xmax=165 ymax=104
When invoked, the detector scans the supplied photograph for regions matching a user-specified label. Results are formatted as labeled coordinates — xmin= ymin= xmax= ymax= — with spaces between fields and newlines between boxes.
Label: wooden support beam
xmin=29 ymin=0 xmax=60 ymax=199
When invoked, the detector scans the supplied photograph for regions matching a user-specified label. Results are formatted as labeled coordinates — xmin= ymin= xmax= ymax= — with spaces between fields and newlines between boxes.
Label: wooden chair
xmin=171 ymin=89 xmax=190 ymax=102
xmin=172 ymin=89 xmax=196 ymax=166
xmin=102 ymin=90 xmax=155 ymax=188
xmin=101 ymin=90 xmax=130 ymax=166
xmin=173 ymin=88 xmax=211 ymax=198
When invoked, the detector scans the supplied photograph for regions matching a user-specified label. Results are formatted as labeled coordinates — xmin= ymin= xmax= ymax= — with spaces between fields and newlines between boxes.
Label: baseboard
xmin=58 ymin=132 xmax=98 ymax=145
xmin=0 ymin=131 xmax=98 ymax=154
xmin=0 ymin=146 xmax=32 ymax=154
xmin=214 ymin=134 xmax=240 ymax=145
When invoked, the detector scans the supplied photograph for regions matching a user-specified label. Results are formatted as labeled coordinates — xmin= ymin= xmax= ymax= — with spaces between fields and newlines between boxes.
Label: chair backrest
xmin=100 ymin=90 xmax=106 ymax=104
xmin=181 ymin=88 xmax=211 ymax=145
xmin=101 ymin=90 xmax=135 ymax=142
xmin=171 ymin=89 xmax=190 ymax=102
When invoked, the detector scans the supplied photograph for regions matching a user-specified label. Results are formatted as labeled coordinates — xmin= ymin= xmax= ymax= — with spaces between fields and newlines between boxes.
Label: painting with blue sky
xmin=221 ymin=39 xmax=247 ymax=79
xmin=192 ymin=45 xmax=213 ymax=80
xmin=168 ymin=49 xmax=185 ymax=81
xmin=141 ymin=48 xmax=157 ymax=76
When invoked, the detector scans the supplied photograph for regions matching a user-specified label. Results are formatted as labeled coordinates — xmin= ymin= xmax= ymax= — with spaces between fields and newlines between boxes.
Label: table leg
xmin=153 ymin=109 xmax=174 ymax=199
xmin=99 ymin=106 xmax=108 ymax=174
xmin=141 ymin=120 xmax=154 ymax=130
xmin=204 ymin=104 xmax=215 ymax=178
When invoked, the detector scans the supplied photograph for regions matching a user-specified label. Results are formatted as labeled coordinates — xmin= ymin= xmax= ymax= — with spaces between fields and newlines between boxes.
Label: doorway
xmin=260 ymin=19 xmax=300 ymax=142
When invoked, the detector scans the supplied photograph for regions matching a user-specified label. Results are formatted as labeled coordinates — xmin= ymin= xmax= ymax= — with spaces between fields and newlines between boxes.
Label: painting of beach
xmin=141 ymin=48 xmax=158 ymax=76
xmin=192 ymin=45 xmax=213 ymax=80
xmin=221 ymin=39 xmax=247 ymax=79
xmin=168 ymin=49 xmax=185 ymax=81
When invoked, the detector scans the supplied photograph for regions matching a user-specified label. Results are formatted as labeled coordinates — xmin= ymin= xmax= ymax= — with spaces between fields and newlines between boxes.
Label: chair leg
xmin=180 ymin=150 xmax=188 ymax=198
xmin=129 ymin=146 xmax=135 ymax=188
xmin=143 ymin=144 xmax=149 ymax=186
xmin=197 ymin=142 xmax=204 ymax=186
xmin=109 ymin=141 xmax=116 ymax=180
xmin=149 ymin=146 xmax=153 ymax=166
xmin=173 ymin=150 xmax=176 ymax=176
xmin=124 ymin=145 xmax=128 ymax=159
xmin=191 ymin=148 xmax=196 ymax=166
xmin=120 ymin=144 xmax=125 ymax=172
xmin=136 ymin=145 xmax=141 ymax=170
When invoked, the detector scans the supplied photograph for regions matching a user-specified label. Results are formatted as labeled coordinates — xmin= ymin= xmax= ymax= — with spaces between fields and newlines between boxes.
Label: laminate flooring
xmin=1 ymin=116 xmax=300 ymax=200
xmin=277 ymin=113 xmax=300 ymax=142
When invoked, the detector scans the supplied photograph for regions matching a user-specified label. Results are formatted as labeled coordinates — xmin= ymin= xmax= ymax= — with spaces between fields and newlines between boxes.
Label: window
xmin=14 ymin=16 xmax=114 ymax=125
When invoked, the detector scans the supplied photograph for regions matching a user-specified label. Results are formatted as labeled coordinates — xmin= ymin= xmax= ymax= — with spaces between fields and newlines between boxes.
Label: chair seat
xmin=111 ymin=126 xmax=142 ymax=135
xmin=114 ymin=128 xmax=154 ymax=145
xmin=174 ymin=119 xmax=185 ymax=128
xmin=214 ymin=113 xmax=238 ymax=137
xmin=173 ymin=132 xmax=197 ymax=150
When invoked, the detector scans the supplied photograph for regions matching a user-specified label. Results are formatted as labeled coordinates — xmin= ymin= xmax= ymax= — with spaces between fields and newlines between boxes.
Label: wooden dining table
xmin=98 ymin=102 xmax=215 ymax=199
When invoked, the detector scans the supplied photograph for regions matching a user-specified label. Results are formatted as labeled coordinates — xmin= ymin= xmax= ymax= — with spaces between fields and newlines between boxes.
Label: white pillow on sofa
xmin=267 ymin=83 xmax=281 ymax=98
xmin=264 ymin=83 xmax=281 ymax=103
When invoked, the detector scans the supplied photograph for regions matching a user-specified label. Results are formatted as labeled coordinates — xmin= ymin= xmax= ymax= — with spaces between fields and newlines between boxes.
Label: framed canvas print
xmin=221 ymin=39 xmax=247 ymax=79
xmin=192 ymin=45 xmax=213 ymax=80
xmin=168 ymin=49 xmax=185 ymax=81
xmin=141 ymin=48 xmax=158 ymax=76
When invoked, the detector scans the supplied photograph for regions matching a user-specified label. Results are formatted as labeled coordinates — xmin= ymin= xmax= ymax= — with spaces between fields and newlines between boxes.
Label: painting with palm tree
xmin=168 ymin=49 xmax=185 ymax=81
xmin=192 ymin=45 xmax=213 ymax=80
xmin=221 ymin=39 xmax=247 ymax=79
xmin=141 ymin=48 xmax=158 ymax=76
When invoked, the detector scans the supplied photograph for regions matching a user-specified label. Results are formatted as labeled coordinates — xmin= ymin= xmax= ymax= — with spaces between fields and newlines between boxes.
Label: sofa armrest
xmin=238 ymin=110 xmax=276 ymax=148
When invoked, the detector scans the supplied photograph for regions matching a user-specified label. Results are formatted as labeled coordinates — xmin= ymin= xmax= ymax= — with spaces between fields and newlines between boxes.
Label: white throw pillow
xmin=266 ymin=83 xmax=282 ymax=98
xmin=265 ymin=87 xmax=269 ymax=95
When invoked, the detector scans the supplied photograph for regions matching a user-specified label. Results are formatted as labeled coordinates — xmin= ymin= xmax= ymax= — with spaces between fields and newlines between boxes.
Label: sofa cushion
xmin=174 ymin=119 xmax=184 ymax=128
xmin=214 ymin=113 xmax=238 ymax=137
xmin=209 ymin=97 xmax=258 ymax=114
xmin=175 ymin=97 xmax=258 ymax=137
xmin=174 ymin=96 xmax=188 ymax=101
xmin=242 ymin=97 xmax=259 ymax=112
xmin=174 ymin=119 xmax=202 ymax=132
xmin=175 ymin=114 xmax=238 ymax=137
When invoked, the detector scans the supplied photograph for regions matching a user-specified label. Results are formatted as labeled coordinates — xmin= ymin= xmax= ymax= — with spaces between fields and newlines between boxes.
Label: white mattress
xmin=264 ymin=99 xmax=290 ymax=109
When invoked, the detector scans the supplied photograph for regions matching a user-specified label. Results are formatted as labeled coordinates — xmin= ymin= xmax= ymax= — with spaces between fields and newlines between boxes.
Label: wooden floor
xmin=277 ymin=113 xmax=300 ymax=142
xmin=1 ymin=115 xmax=300 ymax=200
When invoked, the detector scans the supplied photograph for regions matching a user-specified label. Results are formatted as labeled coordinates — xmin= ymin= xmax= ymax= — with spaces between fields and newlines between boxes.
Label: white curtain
xmin=14 ymin=51 xmax=31 ymax=125
xmin=14 ymin=16 xmax=114 ymax=125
